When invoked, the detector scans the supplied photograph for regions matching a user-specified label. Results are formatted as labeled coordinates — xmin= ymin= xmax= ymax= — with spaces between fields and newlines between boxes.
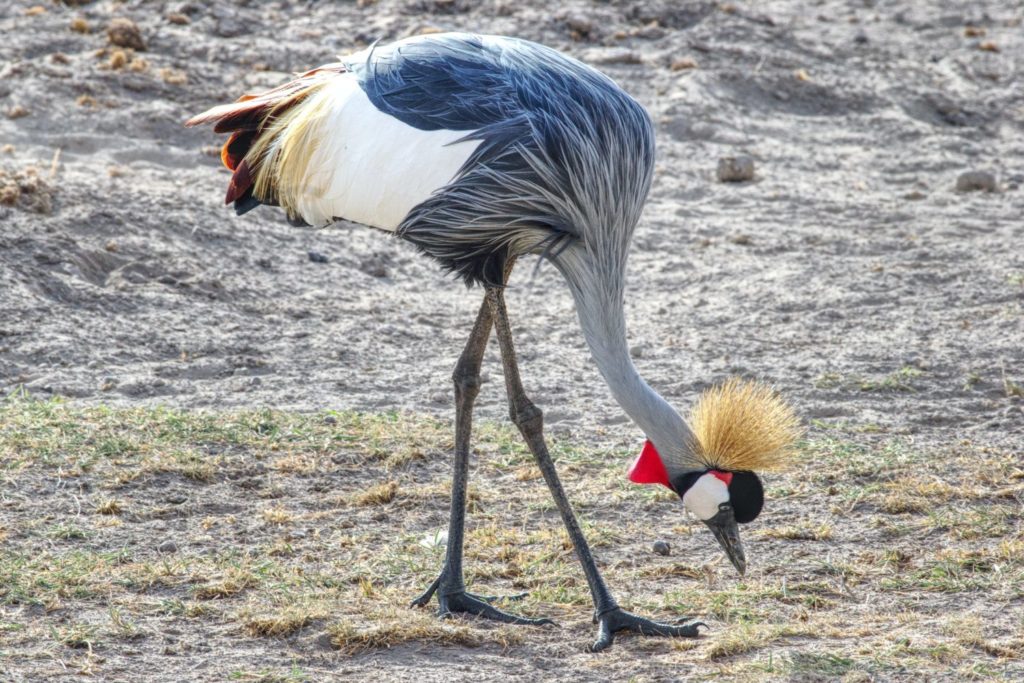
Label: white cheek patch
xmin=682 ymin=473 xmax=730 ymax=521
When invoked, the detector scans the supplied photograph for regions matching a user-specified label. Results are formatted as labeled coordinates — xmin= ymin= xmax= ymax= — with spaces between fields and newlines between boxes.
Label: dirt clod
xmin=955 ymin=170 xmax=997 ymax=192
xmin=717 ymin=155 xmax=756 ymax=182
xmin=108 ymin=49 xmax=128 ymax=70
xmin=107 ymin=17 xmax=146 ymax=50
xmin=670 ymin=56 xmax=698 ymax=70
xmin=0 ymin=167 xmax=54 ymax=213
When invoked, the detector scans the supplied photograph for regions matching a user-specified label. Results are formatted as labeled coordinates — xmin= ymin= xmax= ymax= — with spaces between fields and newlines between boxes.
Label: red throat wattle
xmin=627 ymin=440 xmax=671 ymax=488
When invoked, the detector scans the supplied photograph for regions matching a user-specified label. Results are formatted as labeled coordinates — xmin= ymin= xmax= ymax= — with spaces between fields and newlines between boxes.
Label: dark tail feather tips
xmin=233 ymin=192 xmax=261 ymax=216
xmin=224 ymin=159 xmax=253 ymax=205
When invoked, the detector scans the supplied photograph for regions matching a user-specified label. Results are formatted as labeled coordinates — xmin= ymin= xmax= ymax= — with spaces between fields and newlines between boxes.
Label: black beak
xmin=703 ymin=504 xmax=746 ymax=576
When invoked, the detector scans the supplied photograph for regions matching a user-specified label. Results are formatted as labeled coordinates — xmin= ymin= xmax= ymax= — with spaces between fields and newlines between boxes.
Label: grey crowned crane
xmin=187 ymin=32 xmax=801 ymax=652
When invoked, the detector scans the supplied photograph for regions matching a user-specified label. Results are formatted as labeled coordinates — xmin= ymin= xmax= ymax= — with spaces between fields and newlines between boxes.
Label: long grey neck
xmin=558 ymin=253 xmax=696 ymax=473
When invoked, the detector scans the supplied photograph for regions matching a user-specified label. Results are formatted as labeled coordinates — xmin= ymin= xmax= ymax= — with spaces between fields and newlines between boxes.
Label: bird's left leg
xmin=410 ymin=289 xmax=553 ymax=627
xmin=486 ymin=285 xmax=704 ymax=651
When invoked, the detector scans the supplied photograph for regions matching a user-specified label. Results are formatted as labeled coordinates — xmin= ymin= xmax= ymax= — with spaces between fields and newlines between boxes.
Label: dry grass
xmin=328 ymin=610 xmax=524 ymax=655
xmin=758 ymin=523 xmax=833 ymax=541
xmin=0 ymin=396 xmax=1021 ymax=680
xmin=355 ymin=480 xmax=398 ymax=506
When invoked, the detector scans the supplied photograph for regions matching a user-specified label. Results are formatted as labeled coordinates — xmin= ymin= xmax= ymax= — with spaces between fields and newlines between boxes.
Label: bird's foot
xmin=410 ymin=577 xmax=554 ymax=626
xmin=589 ymin=607 xmax=706 ymax=652
xmin=439 ymin=591 xmax=556 ymax=626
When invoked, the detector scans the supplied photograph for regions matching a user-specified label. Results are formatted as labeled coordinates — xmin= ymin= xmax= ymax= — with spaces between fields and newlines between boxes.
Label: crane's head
xmin=628 ymin=378 xmax=801 ymax=575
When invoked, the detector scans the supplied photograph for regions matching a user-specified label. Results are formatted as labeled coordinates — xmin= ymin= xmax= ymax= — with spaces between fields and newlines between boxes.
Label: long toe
xmin=472 ymin=591 xmax=529 ymax=604
xmin=589 ymin=608 xmax=705 ymax=652
xmin=409 ymin=576 xmax=442 ymax=608
xmin=627 ymin=616 xmax=705 ymax=638
xmin=441 ymin=591 xmax=556 ymax=627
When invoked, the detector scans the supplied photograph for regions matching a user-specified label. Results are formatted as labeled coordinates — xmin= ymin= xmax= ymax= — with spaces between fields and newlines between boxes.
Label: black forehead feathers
xmin=729 ymin=471 xmax=764 ymax=524
xmin=670 ymin=470 xmax=703 ymax=497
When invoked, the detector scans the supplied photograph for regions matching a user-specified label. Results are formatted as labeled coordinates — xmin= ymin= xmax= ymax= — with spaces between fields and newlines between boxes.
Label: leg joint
xmin=511 ymin=401 xmax=542 ymax=432
xmin=452 ymin=367 xmax=482 ymax=394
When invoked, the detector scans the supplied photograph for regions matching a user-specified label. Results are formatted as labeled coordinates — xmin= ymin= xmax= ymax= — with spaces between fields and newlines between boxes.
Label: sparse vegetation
xmin=1 ymin=396 xmax=1020 ymax=680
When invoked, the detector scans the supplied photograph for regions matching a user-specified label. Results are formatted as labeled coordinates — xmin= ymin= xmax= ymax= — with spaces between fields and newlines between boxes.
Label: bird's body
xmin=188 ymin=32 xmax=799 ymax=651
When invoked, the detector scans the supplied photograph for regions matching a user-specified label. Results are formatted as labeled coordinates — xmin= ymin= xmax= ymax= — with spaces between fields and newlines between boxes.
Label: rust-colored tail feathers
xmin=186 ymin=63 xmax=347 ymax=215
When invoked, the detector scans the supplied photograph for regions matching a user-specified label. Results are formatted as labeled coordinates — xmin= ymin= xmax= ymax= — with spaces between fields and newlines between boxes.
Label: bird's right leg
xmin=487 ymin=285 xmax=704 ymax=651
xmin=410 ymin=295 xmax=553 ymax=627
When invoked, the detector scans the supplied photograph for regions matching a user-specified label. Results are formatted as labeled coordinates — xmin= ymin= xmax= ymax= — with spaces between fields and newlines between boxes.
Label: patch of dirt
xmin=1 ymin=403 xmax=1022 ymax=681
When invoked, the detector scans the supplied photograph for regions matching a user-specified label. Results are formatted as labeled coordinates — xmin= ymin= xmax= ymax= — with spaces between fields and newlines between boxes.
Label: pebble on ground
xmin=717 ymin=155 xmax=756 ymax=182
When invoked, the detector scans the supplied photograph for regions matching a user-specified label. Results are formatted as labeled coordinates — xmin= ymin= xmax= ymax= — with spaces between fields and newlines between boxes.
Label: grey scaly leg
xmin=486 ymin=284 xmax=704 ymax=651
xmin=410 ymin=290 xmax=553 ymax=627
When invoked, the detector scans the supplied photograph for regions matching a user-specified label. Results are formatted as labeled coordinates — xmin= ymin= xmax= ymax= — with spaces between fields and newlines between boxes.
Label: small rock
xmin=717 ymin=155 xmax=755 ymax=182
xmin=853 ymin=30 xmax=869 ymax=44
xmin=166 ymin=493 xmax=187 ymax=505
xmin=157 ymin=540 xmax=178 ymax=553
xmin=955 ymin=171 xmax=996 ymax=193
xmin=670 ymin=56 xmax=698 ymax=71
xmin=564 ymin=13 xmax=593 ymax=37
xmin=652 ymin=540 xmax=671 ymax=556
xmin=323 ymin=414 xmax=338 ymax=425
xmin=630 ymin=343 xmax=649 ymax=358
xmin=214 ymin=15 xmax=246 ymax=38
xmin=308 ymin=251 xmax=329 ymax=263
xmin=359 ymin=257 xmax=388 ymax=278
xmin=6 ymin=105 xmax=29 ymax=120
xmin=167 ymin=12 xmax=190 ymax=25
xmin=582 ymin=47 xmax=642 ymax=65
xmin=632 ymin=22 xmax=665 ymax=40
xmin=107 ymin=17 xmax=146 ymax=51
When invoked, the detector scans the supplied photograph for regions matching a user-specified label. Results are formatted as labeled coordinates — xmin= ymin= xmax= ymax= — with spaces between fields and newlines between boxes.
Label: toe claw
xmin=589 ymin=608 xmax=704 ymax=651
xmin=588 ymin=619 xmax=614 ymax=652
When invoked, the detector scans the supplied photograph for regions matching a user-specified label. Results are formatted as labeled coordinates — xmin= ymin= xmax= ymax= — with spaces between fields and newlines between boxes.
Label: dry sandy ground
xmin=1 ymin=0 xmax=1022 ymax=681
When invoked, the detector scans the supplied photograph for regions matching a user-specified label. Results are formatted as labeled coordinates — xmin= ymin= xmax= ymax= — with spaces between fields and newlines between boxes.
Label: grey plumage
xmin=359 ymin=35 xmax=699 ymax=470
